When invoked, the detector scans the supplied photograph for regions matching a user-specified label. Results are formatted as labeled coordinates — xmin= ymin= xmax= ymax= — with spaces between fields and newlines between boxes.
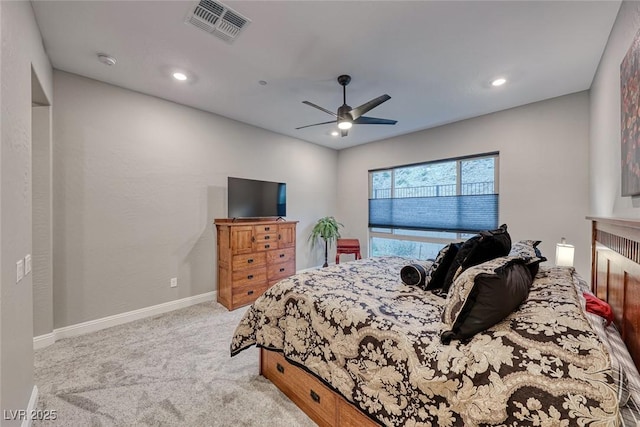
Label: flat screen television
xmin=228 ymin=177 xmax=286 ymax=218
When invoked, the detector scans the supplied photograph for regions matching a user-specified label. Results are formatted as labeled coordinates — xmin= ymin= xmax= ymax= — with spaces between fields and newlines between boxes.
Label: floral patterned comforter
xmin=231 ymin=256 xmax=620 ymax=426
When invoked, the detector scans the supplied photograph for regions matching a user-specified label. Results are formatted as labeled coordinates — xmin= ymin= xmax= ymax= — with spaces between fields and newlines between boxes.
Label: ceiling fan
xmin=296 ymin=75 xmax=397 ymax=137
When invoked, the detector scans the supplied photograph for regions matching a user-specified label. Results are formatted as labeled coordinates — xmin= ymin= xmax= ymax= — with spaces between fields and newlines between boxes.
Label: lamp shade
xmin=555 ymin=241 xmax=575 ymax=267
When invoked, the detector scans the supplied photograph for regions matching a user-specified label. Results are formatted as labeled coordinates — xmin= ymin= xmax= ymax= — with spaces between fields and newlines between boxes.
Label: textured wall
xmin=0 ymin=0 xmax=53 ymax=423
xmin=590 ymin=1 xmax=640 ymax=218
xmin=52 ymin=71 xmax=338 ymax=329
xmin=337 ymin=92 xmax=592 ymax=278
xmin=33 ymin=105 xmax=53 ymax=337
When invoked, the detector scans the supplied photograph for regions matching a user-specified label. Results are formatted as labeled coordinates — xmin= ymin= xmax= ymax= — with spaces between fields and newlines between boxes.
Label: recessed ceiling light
xmin=491 ymin=78 xmax=507 ymax=87
xmin=331 ymin=131 xmax=339 ymax=137
xmin=173 ymin=72 xmax=188 ymax=81
xmin=97 ymin=53 xmax=116 ymax=66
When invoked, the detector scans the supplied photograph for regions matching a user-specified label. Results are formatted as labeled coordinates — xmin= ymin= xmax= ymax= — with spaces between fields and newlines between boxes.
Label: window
xmin=369 ymin=153 xmax=499 ymax=258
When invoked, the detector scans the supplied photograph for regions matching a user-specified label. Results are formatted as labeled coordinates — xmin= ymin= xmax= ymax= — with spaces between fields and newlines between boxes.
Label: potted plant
xmin=309 ymin=216 xmax=343 ymax=267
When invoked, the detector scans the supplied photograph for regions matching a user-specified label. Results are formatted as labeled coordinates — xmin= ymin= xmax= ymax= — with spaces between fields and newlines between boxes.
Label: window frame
xmin=368 ymin=152 xmax=499 ymax=256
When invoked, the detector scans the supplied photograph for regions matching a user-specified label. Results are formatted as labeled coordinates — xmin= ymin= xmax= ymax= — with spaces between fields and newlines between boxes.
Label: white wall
xmin=33 ymin=105 xmax=53 ymax=337
xmin=337 ymin=92 xmax=591 ymax=278
xmin=52 ymin=71 xmax=337 ymax=329
xmin=590 ymin=1 xmax=640 ymax=218
xmin=0 ymin=1 xmax=53 ymax=423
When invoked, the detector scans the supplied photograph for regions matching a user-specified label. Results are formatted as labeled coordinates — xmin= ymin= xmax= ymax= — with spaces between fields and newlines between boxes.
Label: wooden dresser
xmin=215 ymin=218 xmax=297 ymax=310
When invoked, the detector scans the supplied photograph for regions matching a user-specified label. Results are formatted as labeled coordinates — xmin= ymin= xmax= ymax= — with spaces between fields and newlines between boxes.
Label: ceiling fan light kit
xmin=338 ymin=120 xmax=352 ymax=130
xmin=296 ymin=74 xmax=397 ymax=137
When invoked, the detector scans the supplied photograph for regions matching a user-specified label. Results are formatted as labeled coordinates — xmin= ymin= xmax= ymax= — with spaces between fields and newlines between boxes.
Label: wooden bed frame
xmin=260 ymin=348 xmax=378 ymax=426
xmin=259 ymin=217 xmax=640 ymax=425
xmin=589 ymin=216 xmax=640 ymax=369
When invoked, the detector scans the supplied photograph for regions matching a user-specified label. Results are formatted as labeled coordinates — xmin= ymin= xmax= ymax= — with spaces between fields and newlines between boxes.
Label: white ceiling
xmin=31 ymin=0 xmax=621 ymax=150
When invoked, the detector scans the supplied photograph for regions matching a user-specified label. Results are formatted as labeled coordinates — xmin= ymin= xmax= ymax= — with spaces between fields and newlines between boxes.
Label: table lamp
xmin=555 ymin=237 xmax=575 ymax=267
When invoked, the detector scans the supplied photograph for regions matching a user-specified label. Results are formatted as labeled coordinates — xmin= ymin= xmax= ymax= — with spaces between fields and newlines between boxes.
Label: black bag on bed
xmin=401 ymin=264 xmax=429 ymax=287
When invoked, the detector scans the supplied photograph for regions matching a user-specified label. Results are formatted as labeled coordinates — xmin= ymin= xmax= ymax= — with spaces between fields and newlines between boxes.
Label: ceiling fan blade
xmin=295 ymin=120 xmax=336 ymax=130
xmin=302 ymin=101 xmax=338 ymax=118
xmin=354 ymin=116 xmax=397 ymax=125
xmin=349 ymin=94 xmax=391 ymax=120
xmin=341 ymin=129 xmax=349 ymax=137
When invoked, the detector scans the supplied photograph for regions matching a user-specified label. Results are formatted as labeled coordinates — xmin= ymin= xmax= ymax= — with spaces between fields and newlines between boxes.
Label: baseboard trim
xmin=33 ymin=333 xmax=55 ymax=350
xmin=20 ymin=385 xmax=38 ymax=427
xmin=34 ymin=292 xmax=216 ymax=349
xmin=296 ymin=265 xmax=327 ymax=273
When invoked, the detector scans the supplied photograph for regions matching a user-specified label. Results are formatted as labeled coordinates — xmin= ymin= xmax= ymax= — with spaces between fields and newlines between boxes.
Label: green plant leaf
xmin=308 ymin=216 xmax=343 ymax=248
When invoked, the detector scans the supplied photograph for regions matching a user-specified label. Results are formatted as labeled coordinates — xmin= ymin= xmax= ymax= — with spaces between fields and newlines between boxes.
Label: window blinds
xmin=368 ymin=194 xmax=499 ymax=233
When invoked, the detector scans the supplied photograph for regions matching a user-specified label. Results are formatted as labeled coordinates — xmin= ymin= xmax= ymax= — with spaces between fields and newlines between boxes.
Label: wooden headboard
xmin=589 ymin=217 xmax=640 ymax=368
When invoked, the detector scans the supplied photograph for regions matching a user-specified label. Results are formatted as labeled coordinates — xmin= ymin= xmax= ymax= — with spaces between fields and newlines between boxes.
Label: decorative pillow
xmin=400 ymin=263 xmax=429 ymax=287
xmin=508 ymin=240 xmax=547 ymax=278
xmin=424 ymin=243 xmax=461 ymax=291
xmin=441 ymin=256 xmax=532 ymax=343
xmin=440 ymin=224 xmax=511 ymax=294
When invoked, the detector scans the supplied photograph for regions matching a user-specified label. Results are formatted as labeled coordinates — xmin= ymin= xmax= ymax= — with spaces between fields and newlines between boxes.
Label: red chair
xmin=336 ymin=239 xmax=361 ymax=264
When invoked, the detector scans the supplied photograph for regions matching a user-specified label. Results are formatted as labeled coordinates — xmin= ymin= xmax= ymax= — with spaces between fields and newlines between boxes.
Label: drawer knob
xmin=247 ymin=290 xmax=254 ymax=295
xmin=265 ymin=227 xmax=270 ymax=231
xmin=310 ymin=389 xmax=320 ymax=403
xmin=248 ymin=274 xmax=254 ymax=279
xmin=265 ymin=244 xmax=270 ymax=249
xmin=247 ymin=259 xmax=254 ymax=264
xmin=279 ymin=268 xmax=285 ymax=272
xmin=279 ymin=253 xmax=285 ymax=258
xmin=265 ymin=235 xmax=270 ymax=240
xmin=276 ymin=363 xmax=285 ymax=374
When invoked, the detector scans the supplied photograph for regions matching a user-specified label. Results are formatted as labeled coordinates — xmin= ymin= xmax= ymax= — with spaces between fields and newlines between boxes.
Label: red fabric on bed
xmin=584 ymin=293 xmax=614 ymax=325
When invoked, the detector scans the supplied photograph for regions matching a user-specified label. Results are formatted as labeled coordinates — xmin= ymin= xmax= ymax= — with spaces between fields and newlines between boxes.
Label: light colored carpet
xmin=34 ymin=302 xmax=316 ymax=426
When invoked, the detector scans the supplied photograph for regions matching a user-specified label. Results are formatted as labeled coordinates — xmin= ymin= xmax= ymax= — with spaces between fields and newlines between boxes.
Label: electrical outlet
xmin=25 ymin=254 xmax=32 ymax=275
xmin=16 ymin=259 xmax=24 ymax=283
xmin=170 ymin=278 xmax=178 ymax=288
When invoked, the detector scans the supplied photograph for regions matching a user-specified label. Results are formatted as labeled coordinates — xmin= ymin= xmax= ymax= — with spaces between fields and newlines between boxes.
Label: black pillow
xmin=400 ymin=263 xmax=429 ymax=287
xmin=425 ymin=243 xmax=461 ymax=291
xmin=441 ymin=257 xmax=532 ymax=343
xmin=441 ymin=224 xmax=511 ymax=294
xmin=508 ymin=240 xmax=547 ymax=278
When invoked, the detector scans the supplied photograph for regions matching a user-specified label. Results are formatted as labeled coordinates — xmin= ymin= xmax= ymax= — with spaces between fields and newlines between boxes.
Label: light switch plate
xmin=25 ymin=254 xmax=32 ymax=275
xmin=170 ymin=278 xmax=178 ymax=288
xmin=17 ymin=259 xmax=24 ymax=283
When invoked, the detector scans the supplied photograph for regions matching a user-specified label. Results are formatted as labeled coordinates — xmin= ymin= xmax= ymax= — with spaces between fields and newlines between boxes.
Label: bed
xmin=230 ymin=219 xmax=640 ymax=426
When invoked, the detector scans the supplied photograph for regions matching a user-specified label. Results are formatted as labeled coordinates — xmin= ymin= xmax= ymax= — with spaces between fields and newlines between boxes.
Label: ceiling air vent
xmin=186 ymin=0 xmax=251 ymax=43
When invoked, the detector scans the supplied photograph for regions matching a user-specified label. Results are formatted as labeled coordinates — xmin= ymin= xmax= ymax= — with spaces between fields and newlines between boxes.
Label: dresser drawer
xmin=232 ymin=282 xmax=269 ymax=307
xmin=255 ymin=224 xmax=277 ymax=234
xmin=255 ymin=231 xmax=278 ymax=242
xmin=267 ymin=260 xmax=295 ymax=282
xmin=232 ymin=268 xmax=267 ymax=287
xmin=261 ymin=350 xmax=337 ymax=426
xmin=267 ymin=247 xmax=295 ymax=264
xmin=255 ymin=240 xmax=277 ymax=252
xmin=232 ymin=252 xmax=266 ymax=271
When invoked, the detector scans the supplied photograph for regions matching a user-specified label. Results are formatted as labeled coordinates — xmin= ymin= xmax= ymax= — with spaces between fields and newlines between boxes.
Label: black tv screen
xmin=228 ymin=177 xmax=286 ymax=218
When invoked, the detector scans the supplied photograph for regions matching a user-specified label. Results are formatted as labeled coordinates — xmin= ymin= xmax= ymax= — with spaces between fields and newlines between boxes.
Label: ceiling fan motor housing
xmin=337 ymin=104 xmax=352 ymax=121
